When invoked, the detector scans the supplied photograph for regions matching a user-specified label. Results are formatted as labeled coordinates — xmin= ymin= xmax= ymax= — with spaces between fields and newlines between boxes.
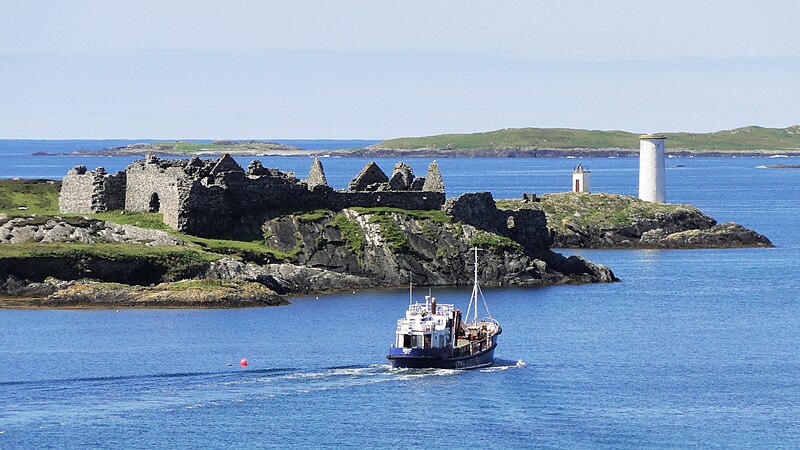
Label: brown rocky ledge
xmin=0 ymin=279 xmax=286 ymax=309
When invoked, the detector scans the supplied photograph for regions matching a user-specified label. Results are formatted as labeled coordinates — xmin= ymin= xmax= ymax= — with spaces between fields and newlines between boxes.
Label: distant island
xmin=34 ymin=140 xmax=310 ymax=157
xmin=29 ymin=126 xmax=800 ymax=158
xmin=354 ymin=125 xmax=800 ymax=158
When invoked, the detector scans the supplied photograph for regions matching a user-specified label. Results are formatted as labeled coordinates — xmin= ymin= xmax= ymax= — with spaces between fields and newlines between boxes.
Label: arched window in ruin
xmin=148 ymin=193 xmax=160 ymax=213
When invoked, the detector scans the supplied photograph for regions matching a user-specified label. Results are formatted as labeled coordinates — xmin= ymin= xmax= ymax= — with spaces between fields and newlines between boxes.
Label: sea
xmin=1 ymin=140 xmax=799 ymax=448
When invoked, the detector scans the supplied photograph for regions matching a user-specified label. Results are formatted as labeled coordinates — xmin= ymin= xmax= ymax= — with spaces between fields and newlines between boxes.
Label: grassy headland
xmin=372 ymin=125 xmax=800 ymax=155
xmin=496 ymin=193 xmax=686 ymax=237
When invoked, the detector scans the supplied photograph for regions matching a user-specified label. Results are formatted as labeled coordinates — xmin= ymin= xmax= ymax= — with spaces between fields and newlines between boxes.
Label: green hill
xmin=375 ymin=126 xmax=800 ymax=152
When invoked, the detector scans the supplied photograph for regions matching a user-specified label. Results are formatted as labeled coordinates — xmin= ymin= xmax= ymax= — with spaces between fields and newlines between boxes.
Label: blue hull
xmin=387 ymin=342 xmax=498 ymax=370
xmin=387 ymin=347 xmax=496 ymax=369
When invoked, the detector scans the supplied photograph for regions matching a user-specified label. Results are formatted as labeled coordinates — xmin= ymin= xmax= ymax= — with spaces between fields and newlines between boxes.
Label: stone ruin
xmin=58 ymin=155 xmax=446 ymax=237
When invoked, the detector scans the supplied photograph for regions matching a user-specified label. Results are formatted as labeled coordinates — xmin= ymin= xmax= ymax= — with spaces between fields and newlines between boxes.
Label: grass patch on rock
xmin=179 ymin=233 xmax=302 ymax=262
xmin=332 ymin=213 xmax=366 ymax=256
xmin=367 ymin=214 xmax=409 ymax=252
xmin=469 ymin=231 xmax=522 ymax=251
xmin=295 ymin=209 xmax=333 ymax=223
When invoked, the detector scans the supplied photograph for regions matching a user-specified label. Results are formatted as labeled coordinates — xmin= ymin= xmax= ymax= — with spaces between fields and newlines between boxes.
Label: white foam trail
xmin=479 ymin=359 xmax=526 ymax=373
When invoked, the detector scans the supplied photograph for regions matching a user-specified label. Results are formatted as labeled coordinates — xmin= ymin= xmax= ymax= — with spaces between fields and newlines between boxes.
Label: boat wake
xmin=479 ymin=358 xmax=526 ymax=373
xmin=1 ymin=359 xmax=528 ymax=430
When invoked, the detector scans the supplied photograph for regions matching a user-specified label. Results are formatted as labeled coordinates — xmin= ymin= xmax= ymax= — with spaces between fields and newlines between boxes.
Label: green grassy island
xmin=363 ymin=125 xmax=800 ymax=157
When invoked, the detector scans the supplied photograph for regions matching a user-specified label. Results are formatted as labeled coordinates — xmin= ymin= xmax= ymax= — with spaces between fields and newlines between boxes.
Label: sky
xmin=1 ymin=0 xmax=799 ymax=139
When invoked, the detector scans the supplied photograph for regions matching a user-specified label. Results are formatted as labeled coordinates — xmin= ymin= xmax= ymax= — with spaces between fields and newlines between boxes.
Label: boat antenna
xmin=409 ymin=275 xmax=413 ymax=306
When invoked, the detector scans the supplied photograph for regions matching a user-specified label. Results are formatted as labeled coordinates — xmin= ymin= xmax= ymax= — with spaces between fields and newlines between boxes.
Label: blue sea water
xmin=0 ymin=141 xmax=799 ymax=448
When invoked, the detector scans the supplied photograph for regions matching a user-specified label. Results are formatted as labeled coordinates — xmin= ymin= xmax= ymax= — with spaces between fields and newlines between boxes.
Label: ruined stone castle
xmin=58 ymin=155 xmax=446 ymax=237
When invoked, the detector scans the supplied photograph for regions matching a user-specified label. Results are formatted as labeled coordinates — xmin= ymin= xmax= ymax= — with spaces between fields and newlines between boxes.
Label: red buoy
xmin=240 ymin=358 xmax=248 ymax=367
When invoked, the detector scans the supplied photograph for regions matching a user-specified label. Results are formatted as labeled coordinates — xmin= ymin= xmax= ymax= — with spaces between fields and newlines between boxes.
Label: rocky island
xmin=0 ymin=156 xmax=771 ymax=309
xmin=37 ymin=140 xmax=309 ymax=157
xmin=498 ymin=193 xmax=772 ymax=249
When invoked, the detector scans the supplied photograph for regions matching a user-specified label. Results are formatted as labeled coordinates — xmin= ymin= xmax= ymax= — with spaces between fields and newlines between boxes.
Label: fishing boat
xmin=386 ymin=248 xmax=501 ymax=369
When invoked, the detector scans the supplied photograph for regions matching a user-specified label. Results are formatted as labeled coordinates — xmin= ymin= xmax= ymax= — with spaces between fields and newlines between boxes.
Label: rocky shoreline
xmin=0 ymin=279 xmax=286 ymax=309
xmin=0 ymin=190 xmax=773 ymax=309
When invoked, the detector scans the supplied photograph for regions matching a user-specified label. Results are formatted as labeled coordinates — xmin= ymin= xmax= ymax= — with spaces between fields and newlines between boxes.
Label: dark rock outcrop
xmin=0 ymin=275 xmax=76 ymax=298
xmin=654 ymin=222 xmax=773 ymax=248
xmin=253 ymin=201 xmax=616 ymax=288
xmin=445 ymin=192 xmax=552 ymax=254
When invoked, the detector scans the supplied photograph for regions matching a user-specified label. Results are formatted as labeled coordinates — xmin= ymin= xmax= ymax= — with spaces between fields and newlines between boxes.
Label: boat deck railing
xmin=407 ymin=302 xmax=455 ymax=316
xmin=452 ymin=334 xmax=494 ymax=357
xmin=396 ymin=319 xmax=436 ymax=333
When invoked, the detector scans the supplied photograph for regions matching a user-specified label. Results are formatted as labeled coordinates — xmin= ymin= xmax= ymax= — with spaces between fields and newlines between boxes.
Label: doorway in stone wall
xmin=148 ymin=193 xmax=160 ymax=213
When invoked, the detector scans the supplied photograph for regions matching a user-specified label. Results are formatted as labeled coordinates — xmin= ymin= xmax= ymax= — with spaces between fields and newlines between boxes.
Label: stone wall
xmin=325 ymin=190 xmax=445 ymax=211
xmin=58 ymin=166 xmax=126 ymax=213
xmin=58 ymin=171 xmax=95 ymax=213
xmin=102 ymin=171 xmax=127 ymax=211
xmin=175 ymin=179 xmax=228 ymax=233
xmin=124 ymin=158 xmax=186 ymax=227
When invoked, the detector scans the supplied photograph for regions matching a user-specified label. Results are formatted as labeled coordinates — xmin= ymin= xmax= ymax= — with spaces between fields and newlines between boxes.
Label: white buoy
xmin=639 ymin=134 xmax=666 ymax=203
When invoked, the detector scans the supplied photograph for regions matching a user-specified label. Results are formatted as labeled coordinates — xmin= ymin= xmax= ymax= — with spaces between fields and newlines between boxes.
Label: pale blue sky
xmin=1 ymin=0 xmax=799 ymax=138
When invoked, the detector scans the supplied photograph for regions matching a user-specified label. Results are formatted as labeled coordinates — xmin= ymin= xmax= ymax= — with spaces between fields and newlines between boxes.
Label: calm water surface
xmin=1 ymin=143 xmax=799 ymax=448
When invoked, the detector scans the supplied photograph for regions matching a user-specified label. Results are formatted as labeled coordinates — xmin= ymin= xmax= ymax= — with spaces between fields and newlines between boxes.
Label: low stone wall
xmin=326 ymin=190 xmax=445 ymax=211
xmin=58 ymin=169 xmax=126 ymax=213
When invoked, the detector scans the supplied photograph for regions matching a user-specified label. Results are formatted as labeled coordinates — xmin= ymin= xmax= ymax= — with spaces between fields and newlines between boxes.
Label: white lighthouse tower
xmin=638 ymin=134 xmax=666 ymax=203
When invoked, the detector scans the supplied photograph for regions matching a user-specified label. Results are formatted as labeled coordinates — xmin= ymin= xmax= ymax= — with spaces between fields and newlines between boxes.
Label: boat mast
xmin=473 ymin=247 xmax=480 ymax=322
xmin=409 ymin=277 xmax=413 ymax=306
xmin=466 ymin=247 xmax=482 ymax=323
xmin=465 ymin=247 xmax=492 ymax=323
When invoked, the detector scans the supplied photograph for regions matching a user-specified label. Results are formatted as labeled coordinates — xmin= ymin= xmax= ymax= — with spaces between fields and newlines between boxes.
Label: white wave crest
xmin=479 ymin=359 xmax=526 ymax=373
